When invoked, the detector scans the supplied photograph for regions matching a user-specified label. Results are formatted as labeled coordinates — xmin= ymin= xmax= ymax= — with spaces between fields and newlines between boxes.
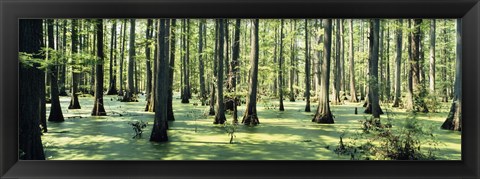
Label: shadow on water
xmin=42 ymin=95 xmax=461 ymax=160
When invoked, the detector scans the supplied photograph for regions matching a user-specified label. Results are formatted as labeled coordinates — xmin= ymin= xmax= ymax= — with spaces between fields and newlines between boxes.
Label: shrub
xmin=336 ymin=115 xmax=439 ymax=160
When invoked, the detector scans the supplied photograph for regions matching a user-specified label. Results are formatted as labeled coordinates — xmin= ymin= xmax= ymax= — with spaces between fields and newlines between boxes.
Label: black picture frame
xmin=1 ymin=0 xmax=479 ymax=178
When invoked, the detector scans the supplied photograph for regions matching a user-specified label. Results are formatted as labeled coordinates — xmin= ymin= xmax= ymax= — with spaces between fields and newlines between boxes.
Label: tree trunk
xmin=411 ymin=19 xmax=429 ymax=113
xmin=92 ymin=19 xmax=107 ymax=116
xmin=122 ymin=19 xmax=137 ymax=102
xmin=242 ymin=19 xmax=260 ymax=125
xmin=118 ymin=19 xmax=127 ymax=96
xmin=230 ymin=19 xmax=241 ymax=123
xmin=312 ymin=19 xmax=334 ymax=124
xmin=278 ymin=19 xmax=285 ymax=111
xmin=333 ymin=19 xmax=341 ymax=105
xmin=441 ymin=20 xmax=449 ymax=102
xmin=107 ymin=20 xmax=118 ymax=95
xmin=364 ymin=19 xmax=384 ymax=115
xmin=150 ymin=19 xmax=169 ymax=142
xmin=145 ymin=19 xmax=153 ymax=107
xmin=214 ymin=19 xmax=227 ymax=124
xmin=289 ymin=20 xmax=296 ymax=102
xmin=147 ymin=20 xmax=158 ymax=112
xmin=59 ymin=20 xmax=68 ymax=96
xmin=167 ymin=19 xmax=175 ymax=121
xmin=385 ymin=23 xmax=391 ymax=102
xmin=199 ymin=19 xmax=207 ymax=105
xmin=68 ymin=19 xmax=81 ymax=109
xmin=405 ymin=20 xmax=415 ymax=111
xmin=349 ymin=19 xmax=359 ymax=103
xmin=47 ymin=19 xmax=64 ymax=123
xmin=340 ymin=19 xmax=346 ymax=98
xmin=19 ymin=19 xmax=46 ymax=160
xmin=209 ymin=21 xmax=218 ymax=116
xmin=441 ymin=19 xmax=461 ymax=131
xmin=392 ymin=19 xmax=403 ymax=107
xmin=429 ymin=19 xmax=436 ymax=93
xmin=370 ymin=19 xmax=381 ymax=118
xmin=304 ymin=19 xmax=311 ymax=112
xmin=181 ymin=19 xmax=190 ymax=103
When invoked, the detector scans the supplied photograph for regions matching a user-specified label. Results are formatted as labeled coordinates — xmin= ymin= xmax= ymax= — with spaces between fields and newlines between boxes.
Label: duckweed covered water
xmin=42 ymin=94 xmax=461 ymax=160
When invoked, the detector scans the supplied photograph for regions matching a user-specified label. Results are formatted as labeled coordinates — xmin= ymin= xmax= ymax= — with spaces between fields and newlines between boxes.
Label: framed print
xmin=1 ymin=0 xmax=479 ymax=178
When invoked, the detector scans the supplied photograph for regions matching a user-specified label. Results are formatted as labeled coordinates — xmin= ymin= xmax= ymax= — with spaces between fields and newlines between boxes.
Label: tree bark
xmin=289 ymin=20 xmax=296 ymax=102
xmin=278 ymin=19 xmax=285 ymax=111
xmin=150 ymin=19 xmax=169 ymax=142
xmin=147 ymin=20 xmax=158 ymax=112
xmin=167 ymin=19 xmax=175 ymax=121
xmin=364 ymin=19 xmax=384 ymax=115
xmin=214 ymin=19 xmax=227 ymax=124
xmin=392 ymin=19 xmax=403 ymax=107
xmin=68 ymin=19 xmax=81 ymax=109
xmin=198 ymin=19 xmax=207 ymax=105
xmin=349 ymin=19 xmax=359 ymax=103
xmin=441 ymin=19 xmax=461 ymax=131
xmin=333 ymin=19 xmax=341 ymax=105
xmin=118 ymin=20 xmax=127 ymax=96
xmin=19 ymin=19 xmax=46 ymax=160
xmin=107 ymin=20 xmax=118 ymax=95
xmin=312 ymin=19 xmax=334 ymax=124
xmin=305 ymin=19 xmax=311 ymax=112
xmin=429 ymin=19 xmax=436 ymax=93
xmin=242 ymin=19 xmax=260 ymax=125
xmin=47 ymin=19 xmax=64 ymax=123
xmin=145 ymin=19 xmax=153 ymax=102
xmin=122 ymin=19 xmax=137 ymax=102
xmin=92 ymin=19 xmax=107 ymax=116
xmin=59 ymin=20 xmax=68 ymax=96
xmin=370 ymin=19 xmax=381 ymax=118
xmin=181 ymin=19 xmax=190 ymax=103
xmin=411 ymin=19 xmax=429 ymax=113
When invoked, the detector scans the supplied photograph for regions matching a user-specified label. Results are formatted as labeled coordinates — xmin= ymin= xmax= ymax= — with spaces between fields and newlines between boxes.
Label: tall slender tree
xmin=278 ymin=19 xmax=285 ymax=111
xmin=198 ymin=19 xmax=207 ymax=105
xmin=107 ymin=20 xmax=118 ymax=95
xmin=59 ymin=20 xmax=68 ymax=96
xmin=304 ymin=19 xmax=311 ymax=112
xmin=144 ymin=19 xmax=153 ymax=104
xmin=214 ymin=19 xmax=227 ymax=124
xmin=429 ymin=19 xmax=436 ymax=93
xmin=364 ymin=19 xmax=384 ymax=115
xmin=333 ymin=19 xmax=342 ymax=104
xmin=122 ymin=19 xmax=137 ymax=102
xmin=92 ymin=19 xmax=107 ymax=116
xmin=242 ymin=19 xmax=260 ymax=126
xmin=181 ymin=19 xmax=190 ymax=103
xmin=230 ymin=19 xmax=241 ymax=123
xmin=118 ymin=19 xmax=127 ymax=96
xmin=349 ymin=19 xmax=359 ymax=103
xmin=47 ymin=19 xmax=64 ymax=123
xmin=289 ymin=20 xmax=296 ymax=102
xmin=441 ymin=19 xmax=461 ymax=131
xmin=68 ymin=19 xmax=81 ymax=109
xmin=165 ymin=19 xmax=175 ymax=122
xmin=19 ymin=19 xmax=46 ymax=160
xmin=312 ymin=19 xmax=334 ymax=124
xmin=150 ymin=19 xmax=168 ymax=142
xmin=370 ymin=19 xmax=381 ymax=118
xmin=411 ymin=19 xmax=429 ymax=113
xmin=392 ymin=19 xmax=403 ymax=107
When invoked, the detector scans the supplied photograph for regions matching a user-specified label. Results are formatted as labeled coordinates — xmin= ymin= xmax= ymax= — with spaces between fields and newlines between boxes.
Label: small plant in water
xmin=128 ymin=121 xmax=148 ymax=139
xmin=224 ymin=122 xmax=238 ymax=144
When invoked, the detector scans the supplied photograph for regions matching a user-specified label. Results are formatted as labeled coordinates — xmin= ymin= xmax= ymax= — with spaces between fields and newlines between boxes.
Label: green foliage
xmin=336 ymin=115 xmax=439 ymax=160
xmin=224 ymin=121 xmax=238 ymax=144
xmin=127 ymin=121 xmax=148 ymax=139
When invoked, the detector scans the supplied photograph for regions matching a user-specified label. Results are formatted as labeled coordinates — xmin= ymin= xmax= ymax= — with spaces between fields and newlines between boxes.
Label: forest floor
xmin=42 ymin=93 xmax=461 ymax=160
